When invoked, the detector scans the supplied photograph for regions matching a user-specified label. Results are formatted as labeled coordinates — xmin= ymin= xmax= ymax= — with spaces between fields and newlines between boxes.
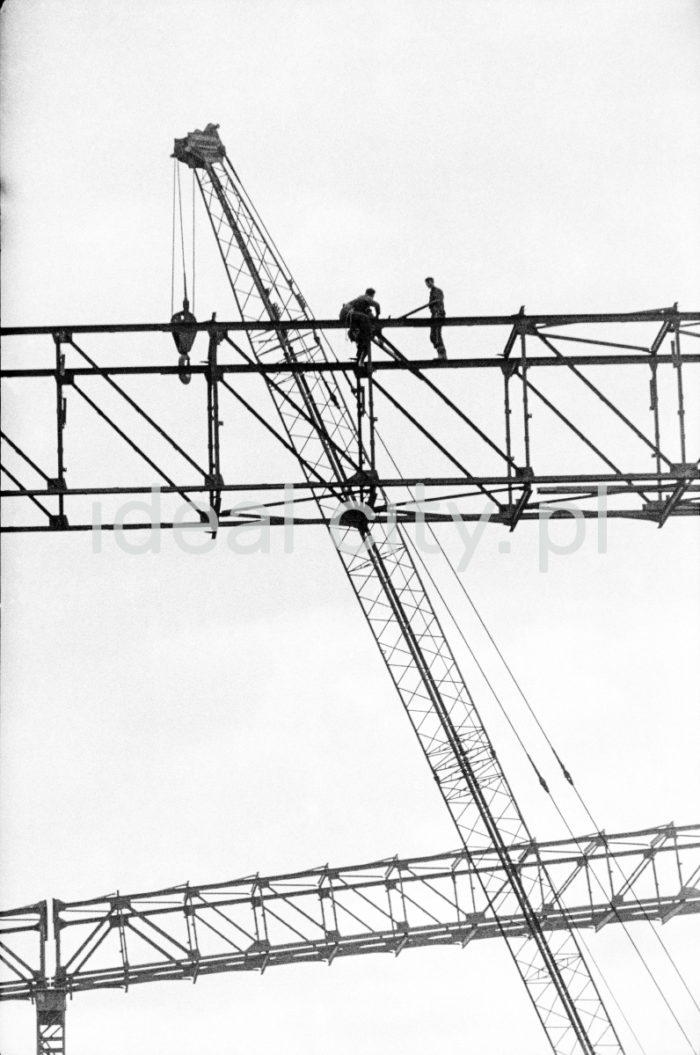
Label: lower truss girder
xmin=40 ymin=823 xmax=698 ymax=998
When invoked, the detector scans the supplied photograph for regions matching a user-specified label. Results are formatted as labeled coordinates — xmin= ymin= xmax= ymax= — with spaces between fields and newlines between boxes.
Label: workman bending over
xmin=425 ymin=277 xmax=447 ymax=359
xmin=346 ymin=288 xmax=381 ymax=364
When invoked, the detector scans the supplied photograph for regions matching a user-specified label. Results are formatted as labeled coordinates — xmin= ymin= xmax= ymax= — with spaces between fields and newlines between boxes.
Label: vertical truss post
xmin=318 ymin=869 xmax=341 ymax=954
xmin=183 ymin=886 xmax=201 ymax=979
xmin=503 ymin=366 xmax=514 ymax=508
xmin=518 ymin=317 xmax=532 ymax=472
xmin=353 ymin=364 xmax=365 ymax=476
xmin=50 ymin=333 xmax=68 ymax=529
xmin=36 ymin=989 xmax=66 ymax=1055
xmin=352 ymin=343 xmax=378 ymax=506
xmin=671 ymin=322 xmax=687 ymax=465
xmin=501 ymin=308 xmax=522 ymax=513
xmin=205 ymin=326 xmax=224 ymax=520
xmin=648 ymin=318 xmax=671 ymax=500
xmin=365 ymin=341 xmax=377 ymax=476
xmin=648 ymin=356 xmax=662 ymax=500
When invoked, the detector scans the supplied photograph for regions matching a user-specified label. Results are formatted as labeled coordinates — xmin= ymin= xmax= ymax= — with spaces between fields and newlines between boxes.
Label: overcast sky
xmin=1 ymin=2 xmax=699 ymax=1053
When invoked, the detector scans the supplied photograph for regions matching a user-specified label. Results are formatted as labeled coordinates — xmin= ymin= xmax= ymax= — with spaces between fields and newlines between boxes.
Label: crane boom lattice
xmin=175 ymin=122 xmax=625 ymax=1055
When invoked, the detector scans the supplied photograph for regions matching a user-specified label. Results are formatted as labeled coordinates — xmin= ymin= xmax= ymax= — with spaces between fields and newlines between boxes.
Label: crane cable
xmin=447 ymin=540 xmax=700 ymax=1025
xmin=400 ymin=458 xmax=700 ymax=1025
xmin=396 ymin=528 xmax=650 ymax=1055
xmin=170 ymin=161 xmax=176 ymax=317
xmin=369 ymin=334 xmax=700 ymax=1017
xmin=372 ymin=425 xmax=699 ymax=1055
xmin=171 ymin=159 xmax=195 ymax=315
xmin=191 ymin=167 xmax=196 ymax=314
xmin=176 ymin=162 xmax=188 ymax=304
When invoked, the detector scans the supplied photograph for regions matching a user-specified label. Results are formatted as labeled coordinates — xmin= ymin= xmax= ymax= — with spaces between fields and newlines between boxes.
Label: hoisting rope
xmin=191 ymin=168 xmax=196 ymax=314
xmin=170 ymin=161 xmax=177 ymax=318
xmin=171 ymin=159 xmax=197 ymax=317
xmin=373 ymin=423 xmax=699 ymax=1053
xmin=176 ymin=162 xmax=188 ymax=304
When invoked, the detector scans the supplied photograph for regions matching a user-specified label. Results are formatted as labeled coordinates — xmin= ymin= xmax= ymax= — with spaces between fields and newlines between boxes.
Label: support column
xmin=36 ymin=989 xmax=66 ymax=1055
xmin=205 ymin=326 xmax=224 ymax=522
xmin=50 ymin=332 xmax=69 ymax=529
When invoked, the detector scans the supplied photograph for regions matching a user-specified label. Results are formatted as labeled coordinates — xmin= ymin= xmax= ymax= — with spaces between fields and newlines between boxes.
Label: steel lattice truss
xmin=185 ymin=133 xmax=631 ymax=1054
xmin=1 ymin=824 xmax=698 ymax=1004
xmin=2 ymin=124 xmax=699 ymax=1054
xmin=1 ymin=311 xmax=698 ymax=534
xmin=0 ymin=903 xmax=47 ymax=1000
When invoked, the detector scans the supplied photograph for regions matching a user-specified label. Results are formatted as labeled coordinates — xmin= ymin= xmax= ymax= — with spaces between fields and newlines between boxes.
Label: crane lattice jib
xmin=174 ymin=123 xmax=624 ymax=1055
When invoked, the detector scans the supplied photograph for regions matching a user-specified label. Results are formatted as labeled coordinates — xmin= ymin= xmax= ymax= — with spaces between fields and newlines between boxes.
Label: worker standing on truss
xmin=343 ymin=287 xmax=381 ymax=364
xmin=425 ymin=276 xmax=447 ymax=359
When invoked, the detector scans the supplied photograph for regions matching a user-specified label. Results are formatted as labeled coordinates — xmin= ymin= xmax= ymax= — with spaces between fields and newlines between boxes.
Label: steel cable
xmin=371 ymin=400 xmax=698 ymax=1054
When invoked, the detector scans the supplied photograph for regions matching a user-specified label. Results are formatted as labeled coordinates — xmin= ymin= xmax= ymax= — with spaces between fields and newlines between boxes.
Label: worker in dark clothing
xmin=425 ymin=277 xmax=447 ymax=359
xmin=346 ymin=288 xmax=381 ymax=364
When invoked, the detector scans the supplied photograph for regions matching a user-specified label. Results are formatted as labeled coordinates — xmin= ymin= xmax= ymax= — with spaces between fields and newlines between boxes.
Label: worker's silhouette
xmin=343 ymin=288 xmax=381 ymax=364
xmin=425 ymin=277 xmax=447 ymax=359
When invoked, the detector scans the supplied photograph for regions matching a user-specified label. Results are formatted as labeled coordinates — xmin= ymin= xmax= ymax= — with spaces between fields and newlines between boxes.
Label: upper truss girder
xmin=1 ymin=312 xmax=698 ymax=534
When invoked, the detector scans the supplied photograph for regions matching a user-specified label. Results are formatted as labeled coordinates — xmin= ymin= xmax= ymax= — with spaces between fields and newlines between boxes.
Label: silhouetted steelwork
xmin=178 ymin=124 xmax=627 ymax=1055
xmin=0 ymin=902 xmax=47 ymax=999
xmin=1 ymin=311 xmax=698 ymax=534
xmin=2 ymin=824 xmax=698 ymax=1005
xmin=35 ymin=989 xmax=65 ymax=1055
xmin=3 ymin=122 xmax=698 ymax=1053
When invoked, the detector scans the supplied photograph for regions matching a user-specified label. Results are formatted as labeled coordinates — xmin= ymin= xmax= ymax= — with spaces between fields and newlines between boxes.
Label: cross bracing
xmin=2 ymin=122 xmax=699 ymax=1053
xmin=1 ymin=823 xmax=698 ymax=1004
xmin=1 ymin=311 xmax=698 ymax=534
xmin=187 ymin=138 xmax=630 ymax=1054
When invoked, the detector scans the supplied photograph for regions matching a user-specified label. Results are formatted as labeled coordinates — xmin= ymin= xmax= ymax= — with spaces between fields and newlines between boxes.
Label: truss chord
xmin=5 ymin=350 xmax=700 ymax=380
xmin=5 ymin=308 xmax=700 ymax=340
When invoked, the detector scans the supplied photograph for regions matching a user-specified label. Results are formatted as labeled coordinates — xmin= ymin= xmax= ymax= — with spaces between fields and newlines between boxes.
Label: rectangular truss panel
xmin=0 ymin=902 xmax=47 ymax=1001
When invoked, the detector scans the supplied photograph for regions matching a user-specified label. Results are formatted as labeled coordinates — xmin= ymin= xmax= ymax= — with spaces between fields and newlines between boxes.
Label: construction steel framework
xmin=1 ymin=124 xmax=698 ymax=1052
xmin=1 ymin=311 xmax=699 ymax=535
xmin=1 ymin=823 xmax=699 ymax=1050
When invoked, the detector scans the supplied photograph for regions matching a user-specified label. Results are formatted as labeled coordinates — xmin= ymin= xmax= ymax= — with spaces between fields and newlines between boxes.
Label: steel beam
xmin=3 ymin=308 xmax=700 ymax=338
xmin=42 ymin=823 xmax=700 ymax=997
xmin=3 ymin=318 xmax=698 ymax=534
